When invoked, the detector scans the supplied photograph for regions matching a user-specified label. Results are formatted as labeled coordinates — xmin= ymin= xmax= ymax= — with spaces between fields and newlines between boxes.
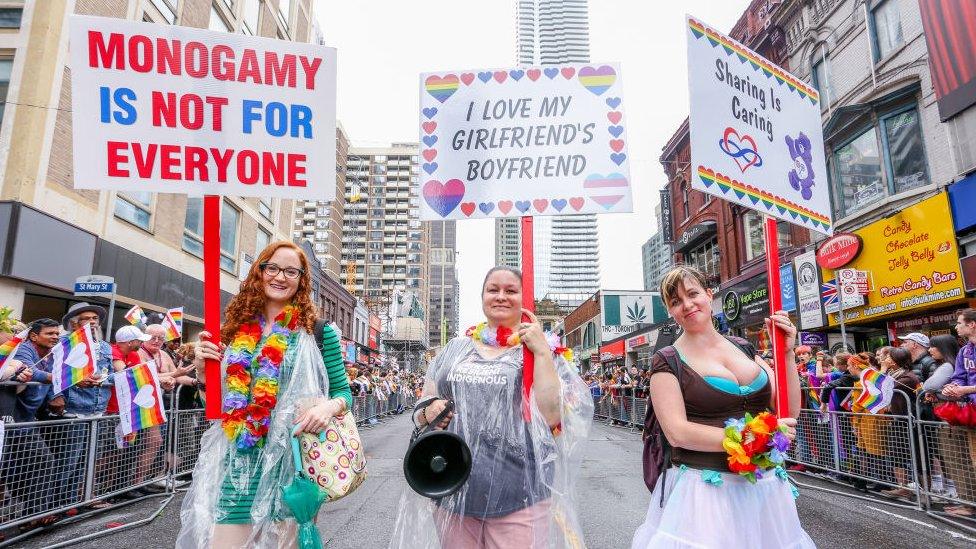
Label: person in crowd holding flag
xmin=878 ymin=347 xmax=921 ymax=501
xmin=390 ymin=266 xmax=592 ymax=549
xmin=176 ymin=241 xmax=352 ymax=549
xmin=11 ymin=319 xmax=61 ymax=422
xmin=631 ymin=266 xmax=811 ymax=549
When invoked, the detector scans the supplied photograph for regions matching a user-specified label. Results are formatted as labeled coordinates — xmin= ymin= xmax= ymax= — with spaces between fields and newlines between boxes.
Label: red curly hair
xmin=220 ymin=241 xmax=318 ymax=344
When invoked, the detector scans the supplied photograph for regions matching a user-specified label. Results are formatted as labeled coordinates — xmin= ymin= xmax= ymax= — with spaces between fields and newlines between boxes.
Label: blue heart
xmin=509 ymin=69 xmax=524 ymax=81
xmin=422 ymin=135 xmax=438 ymax=147
xmin=422 ymin=107 xmax=438 ymax=119
xmin=479 ymin=202 xmax=495 ymax=214
xmin=606 ymin=97 xmax=621 ymax=108
xmin=515 ymin=200 xmax=531 ymax=213
xmin=608 ymin=126 xmax=624 ymax=137
xmin=544 ymin=68 xmax=559 ymax=79
xmin=423 ymin=162 xmax=438 ymax=174
xmin=551 ymin=199 xmax=567 ymax=212
xmin=478 ymin=71 xmax=492 ymax=83
xmin=610 ymin=153 xmax=626 ymax=165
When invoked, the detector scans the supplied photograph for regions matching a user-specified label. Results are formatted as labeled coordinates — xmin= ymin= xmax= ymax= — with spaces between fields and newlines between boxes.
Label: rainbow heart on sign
xmin=423 ymin=179 xmax=465 ymax=218
xmin=578 ymin=65 xmax=616 ymax=95
xmin=425 ymin=75 xmax=459 ymax=103
xmin=584 ymin=173 xmax=629 ymax=210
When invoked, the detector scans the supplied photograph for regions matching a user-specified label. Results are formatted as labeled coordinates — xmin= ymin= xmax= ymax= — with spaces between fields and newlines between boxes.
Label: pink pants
xmin=434 ymin=500 xmax=551 ymax=549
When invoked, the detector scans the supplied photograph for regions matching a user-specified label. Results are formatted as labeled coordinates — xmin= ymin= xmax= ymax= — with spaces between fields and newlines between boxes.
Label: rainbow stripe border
xmin=688 ymin=18 xmax=819 ymax=105
xmin=697 ymin=165 xmax=832 ymax=231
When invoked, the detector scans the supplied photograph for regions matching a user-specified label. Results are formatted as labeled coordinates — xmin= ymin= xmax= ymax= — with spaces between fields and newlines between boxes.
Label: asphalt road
xmin=14 ymin=414 xmax=976 ymax=548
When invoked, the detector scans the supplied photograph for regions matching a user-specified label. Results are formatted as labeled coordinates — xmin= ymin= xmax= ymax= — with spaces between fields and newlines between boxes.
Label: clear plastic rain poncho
xmin=176 ymin=331 xmax=330 ymax=548
xmin=389 ymin=336 xmax=593 ymax=549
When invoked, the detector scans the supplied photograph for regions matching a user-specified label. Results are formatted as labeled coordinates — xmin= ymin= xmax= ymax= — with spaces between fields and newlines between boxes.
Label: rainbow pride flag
xmin=124 ymin=305 xmax=148 ymax=326
xmin=161 ymin=312 xmax=181 ymax=341
xmin=115 ymin=361 xmax=166 ymax=435
xmin=854 ymin=368 xmax=894 ymax=414
xmin=0 ymin=328 xmax=28 ymax=371
xmin=51 ymin=324 xmax=98 ymax=394
xmin=167 ymin=307 xmax=183 ymax=335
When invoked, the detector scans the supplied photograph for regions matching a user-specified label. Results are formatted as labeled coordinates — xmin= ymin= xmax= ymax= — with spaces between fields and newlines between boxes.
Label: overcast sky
xmin=317 ymin=0 xmax=750 ymax=331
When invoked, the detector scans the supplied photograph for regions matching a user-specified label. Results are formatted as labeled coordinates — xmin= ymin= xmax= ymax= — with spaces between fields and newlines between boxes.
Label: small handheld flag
xmin=115 ymin=361 xmax=167 ymax=435
xmin=161 ymin=312 xmax=181 ymax=342
xmin=854 ymin=368 xmax=894 ymax=414
xmin=0 ymin=328 xmax=29 ymax=371
xmin=124 ymin=305 xmax=148 ymax=326
xmin=50 ymin=324 xmax=98 ymax=394
xmin=167 ymin=307 xmax=184 ymax=336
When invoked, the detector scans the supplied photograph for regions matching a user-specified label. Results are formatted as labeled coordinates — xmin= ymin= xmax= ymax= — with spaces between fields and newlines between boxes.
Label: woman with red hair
xmin=176 ymin=241 xmax=352 ymax=548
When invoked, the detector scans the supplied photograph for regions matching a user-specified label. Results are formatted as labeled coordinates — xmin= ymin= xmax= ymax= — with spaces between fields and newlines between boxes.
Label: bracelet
xmin=722 ymin=412 xmax=791 ymax=483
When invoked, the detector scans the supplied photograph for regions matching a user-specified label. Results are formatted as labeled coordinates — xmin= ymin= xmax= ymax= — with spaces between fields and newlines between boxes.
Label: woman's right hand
xmin=194 ymin=331 xmax=224 ymax=363
xmin=423 ymin=399 xmax=453 ymax=430
xmin=778 ymin=417 xmax=797 ymax=442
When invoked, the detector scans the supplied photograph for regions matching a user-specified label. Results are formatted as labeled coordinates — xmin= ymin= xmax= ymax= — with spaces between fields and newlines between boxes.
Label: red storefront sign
xmin=816 ymin=232 xmax=863 ymax=269
xmin=369 ymin=328 xmax=379 ymax=350
xmin=599 ymin=340 xmax=626 ymax=361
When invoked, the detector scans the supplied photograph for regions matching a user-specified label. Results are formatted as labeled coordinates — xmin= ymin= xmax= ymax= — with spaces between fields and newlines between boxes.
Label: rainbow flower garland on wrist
xmin=722 ymin=411 xmax=791 ymax=483
xmin=222 ymin=303 xmax=299 ymax=450
xmin=466 ymin=322 xmax=573 ymax=361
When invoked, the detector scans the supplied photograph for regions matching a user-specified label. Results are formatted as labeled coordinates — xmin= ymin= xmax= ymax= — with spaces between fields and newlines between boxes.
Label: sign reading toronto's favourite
xmin=418 ymin=64 xmax=632 ymax=220
xmin=69 ymin=16 xmax=337 ymax=200
xmin=686 ymin=16 xmax=832 ymax=235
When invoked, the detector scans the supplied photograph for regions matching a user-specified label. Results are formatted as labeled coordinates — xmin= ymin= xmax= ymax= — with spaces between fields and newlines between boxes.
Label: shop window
xmin=0 ymin=57 xmax=12 ymax=125
xmin=743 ymin=211 xmax=792 ymax=261
xmin=684 ymin=237 xmax=720 ymax=287
xmin=883 ymin=109 xmax=928 ymax=193
xmin=114 ymin=191 xmax=153 ymax=231
xmin=183 ymin=197 xmax=204 ymax=257
xmin=833 ymin=127 xmax=885 ymax=217
xmin=0 ymin=7 xmax=22 ymax=28
xmin=220 ymin=201 xmax=240 ymax=272
xmin=871 ymin=0 xmax=904 ymax=60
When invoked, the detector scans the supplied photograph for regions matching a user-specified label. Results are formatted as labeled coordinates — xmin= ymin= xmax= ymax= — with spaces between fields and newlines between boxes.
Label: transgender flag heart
xmin=583 ymin=173 xmax=629 ymax=209
xmin=423 ymin=179 xmax=465 ymax=217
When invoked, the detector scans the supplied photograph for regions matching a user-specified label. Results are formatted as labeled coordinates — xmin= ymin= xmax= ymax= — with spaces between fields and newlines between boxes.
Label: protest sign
xmin=418 ymin=63 xmax=631 ymax=220
xmin=686 ymin=16 xmax=832 ymax=235
xmin=69 ymin=15 xmax=337 ymax=200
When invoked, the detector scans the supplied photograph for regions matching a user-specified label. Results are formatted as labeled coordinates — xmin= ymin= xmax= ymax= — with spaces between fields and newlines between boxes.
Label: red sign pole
xmin=763 ymin=216 xmax=790 ymax=415
xmin=520 ymin=215 xmax=535 ymax=422
xmin=203 ymin=195 xmax=222 ymax=420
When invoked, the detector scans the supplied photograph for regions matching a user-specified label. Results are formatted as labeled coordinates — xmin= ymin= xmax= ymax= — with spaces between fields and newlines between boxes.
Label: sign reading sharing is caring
xmin=418 ymin=64 xmax=632 ymax=220
xmin=686 ymin=15 xmax=832 ymax=235
xmin=69 ymin=15 xmax=336 ymax=200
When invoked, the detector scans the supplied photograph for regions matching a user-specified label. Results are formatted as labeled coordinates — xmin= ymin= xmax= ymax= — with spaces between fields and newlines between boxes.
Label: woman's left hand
xmin=517 ymin=310 xmax=549 ymax=356
xmin=765 ymin=310 xmax=797 ymax=352
xmin=778 ymin=416 xmax=797 ymax=442
xmin=293 ymin=399 xmax=339 ymax=435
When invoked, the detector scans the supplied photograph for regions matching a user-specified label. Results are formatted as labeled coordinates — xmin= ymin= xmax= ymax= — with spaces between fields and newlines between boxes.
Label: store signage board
xmin=817 ymin=233 xmax=863 ymax=269
xmin=794 ymin=251 xmax=825 ymax=330
xmin=417 ymin=63 xmax=631 ymax=220
xmin=686 ymin=15 xmax=832 ymax=235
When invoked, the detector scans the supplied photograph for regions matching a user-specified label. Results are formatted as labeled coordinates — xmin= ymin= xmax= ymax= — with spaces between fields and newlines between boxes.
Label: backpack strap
xmin=314 ymin=318 xmax=326 ymax=355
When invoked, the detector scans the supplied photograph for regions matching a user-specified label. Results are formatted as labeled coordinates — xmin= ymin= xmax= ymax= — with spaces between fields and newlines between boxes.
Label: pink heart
xmin=422 ymin=149 xmax=437 ymax=162
xmin=498 ymin=200 xmax=513 ymax=214
xmin=526 ymin=69 xmax=541 ymax=81
xmin=607 ymin=111 xmax=622 ymax=125
xmin=561 ymin=67 xmax=576 ymax=79
xmin=460 ymin=73 xmax=475 ymax=85
xmin=493 ymin=71 xmax=508 ymax=83
xmin=460 ymin=202 xmax=476 ymax=217
xmin=422 ymin=121 xmax=437 ymax=134
xmin=610 ymin=140 xmax=624 ymax=152
xmin=533 ymin=199 xmax=549 ymax=212
xmin=723 ymin=127 xmax=760 ymax=173
xmin=569 ymin=197 xmax=585 ymax=211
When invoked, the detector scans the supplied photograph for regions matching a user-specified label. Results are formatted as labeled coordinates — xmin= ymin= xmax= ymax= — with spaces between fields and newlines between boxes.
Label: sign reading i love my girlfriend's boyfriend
xmin=69 ymin=15 xmax=337 ymax=200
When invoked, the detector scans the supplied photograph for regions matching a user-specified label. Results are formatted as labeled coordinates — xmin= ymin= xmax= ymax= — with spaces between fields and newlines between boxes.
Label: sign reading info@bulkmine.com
xmin=69 ymin=15 xmax=337 ymax=200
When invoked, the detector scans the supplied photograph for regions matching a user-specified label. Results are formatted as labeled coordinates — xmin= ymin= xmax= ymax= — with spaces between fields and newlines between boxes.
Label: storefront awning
xmin=673 ymin=221 xmax=717 ymax=253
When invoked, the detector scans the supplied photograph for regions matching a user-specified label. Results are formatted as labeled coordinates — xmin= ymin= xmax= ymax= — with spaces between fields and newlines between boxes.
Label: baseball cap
xmin=897 ymin=332 xmax=930 ymax=347
xmin=116 ymin=325 xmax=152 ymax=343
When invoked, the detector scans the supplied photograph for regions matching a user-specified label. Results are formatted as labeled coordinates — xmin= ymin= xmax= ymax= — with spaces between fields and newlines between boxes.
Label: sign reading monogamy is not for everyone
xmin=418 ymin=64 xmax=631 ymax=220
xmin=686 ymin=16 xmax=832 ymax=235
xmin=69 ymin=16 xmax=337 ymax=200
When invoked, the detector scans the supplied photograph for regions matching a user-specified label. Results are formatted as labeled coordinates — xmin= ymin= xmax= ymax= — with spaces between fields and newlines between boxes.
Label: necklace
xmin=222 ymin=304 xmax=299 ymax=450
xmin=467 ymin=322 xmax=520 ymax=348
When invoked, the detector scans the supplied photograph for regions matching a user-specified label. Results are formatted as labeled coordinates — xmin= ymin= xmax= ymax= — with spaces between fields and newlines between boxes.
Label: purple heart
xmin=479 ymin=202 xmax=495 ymax=215
xmin=515 ymin=200 xmax=531 ymax=213
xmin=610 ymin=153 xmax=627 ymax=165
xmin=606 ymin=97 xmax=621 ymax=108
xmin=422 ymin=107 xmax=438 ymax=119
xmin=478 ymin=71 xmax=492 ymax=83
xmin=608 ymin=126 xmax=624 ymax=138
xmin=423 ymin=162 xmax=438 ymax=174
xmin=509 ymin=69 xmax=524 ymax=81
xmin=423 ymin=179 xmax=465 ymax=218
xmin=551 ymin=199 xmax=567 ymax=212
xmin=422 ymin=135 xmax=438 ymax=147
xmin=543 ymin=68 xmax=559 ymax=79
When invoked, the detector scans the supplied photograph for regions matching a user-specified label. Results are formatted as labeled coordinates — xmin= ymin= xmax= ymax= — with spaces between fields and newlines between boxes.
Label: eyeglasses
xmin=259 ymin=262 xmax=304 ymax=280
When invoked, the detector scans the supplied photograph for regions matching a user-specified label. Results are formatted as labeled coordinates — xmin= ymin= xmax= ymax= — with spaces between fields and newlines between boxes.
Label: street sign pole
xmin=105 ymin=291 xmax=116 ymax=341
xmin=836 ymin=269 xmax=849 ymax=353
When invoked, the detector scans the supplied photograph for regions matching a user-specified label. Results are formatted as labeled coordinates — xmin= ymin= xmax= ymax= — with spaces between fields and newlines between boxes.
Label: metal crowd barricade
xmin=914 ymin=394 xmax=976 ymax=534
xmin=591 ymin=395 xmax=645 ymax=430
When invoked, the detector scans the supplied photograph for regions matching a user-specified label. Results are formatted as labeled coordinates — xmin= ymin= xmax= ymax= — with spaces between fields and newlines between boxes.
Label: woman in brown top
xmin=632 ymin=266 xmax=813 ymax=549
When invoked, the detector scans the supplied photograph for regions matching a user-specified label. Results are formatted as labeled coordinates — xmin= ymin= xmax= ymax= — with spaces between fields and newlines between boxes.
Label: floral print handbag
xmin=291 ymin=413 xmax=368 ymax=501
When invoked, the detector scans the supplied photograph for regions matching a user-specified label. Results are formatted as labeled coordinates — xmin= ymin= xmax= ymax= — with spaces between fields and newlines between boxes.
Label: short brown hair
xmin=959 ymin=308 xmax=976 ymax=324
xmin=659 ymin=265 xmax=709 ymax=306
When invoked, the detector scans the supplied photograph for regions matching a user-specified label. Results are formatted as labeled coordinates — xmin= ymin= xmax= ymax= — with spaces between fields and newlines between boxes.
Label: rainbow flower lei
xmin=222 ymin=304 xmax=299 ymax=450
xmin=466 ymin=322 xmax=573 ymax=361
xmin=722 ymin=411 xmax=791 ymax=483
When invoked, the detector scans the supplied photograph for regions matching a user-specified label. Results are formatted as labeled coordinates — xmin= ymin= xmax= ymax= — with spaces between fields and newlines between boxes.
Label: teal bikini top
xmin=676 ymin=349 xmax=769 ymax=395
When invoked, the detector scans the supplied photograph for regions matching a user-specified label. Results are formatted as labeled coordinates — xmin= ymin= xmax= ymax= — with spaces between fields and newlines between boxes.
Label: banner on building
xmin=918 ymin=0 xmax=976 ymax=120
xmin=69 ymin=15 xmax=337 ymax=200
xmin=417 ymin=63 xmax=632 ymax=220
xmin=794 ymin=250 xmax=824 ymax=330
xmin=659 ymin=189 xmax=674 ymax=243
xmin=601 ymin=291 xmax=665 ymax=340
xmin=685 ymin=15 xmax=832 ymax=235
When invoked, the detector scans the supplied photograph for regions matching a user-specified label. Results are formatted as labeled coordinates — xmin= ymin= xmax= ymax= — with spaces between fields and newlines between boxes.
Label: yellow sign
xmin=824 ymin=193 xmax=965 ymax=326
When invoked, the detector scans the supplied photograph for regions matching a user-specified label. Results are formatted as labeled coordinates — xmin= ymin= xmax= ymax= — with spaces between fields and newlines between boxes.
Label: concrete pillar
xmin=0 ymin=277 xmax=26 ymax=320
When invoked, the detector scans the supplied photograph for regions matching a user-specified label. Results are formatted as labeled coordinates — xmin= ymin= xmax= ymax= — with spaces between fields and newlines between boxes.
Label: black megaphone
xmin=403 ymin=399 xmax=472 ymax=499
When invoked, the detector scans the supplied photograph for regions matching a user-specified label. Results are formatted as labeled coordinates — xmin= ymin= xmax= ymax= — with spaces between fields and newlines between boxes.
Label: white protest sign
xmin=686 ymin=15 xmax=832 ymax=235
xmin=418 ymin=63 xmax=631 ymax=220
xmin=69 ymin=15 xmax=336 ymax=200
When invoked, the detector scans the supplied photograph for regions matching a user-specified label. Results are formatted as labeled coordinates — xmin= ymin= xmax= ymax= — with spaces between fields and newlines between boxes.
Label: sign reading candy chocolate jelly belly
xmin=686 ymin=15 xmax=832 ymax=235
xmin=69 ymin=15 xmax=337 ymax=200
xmin=418 ymin=64 xmax=632 ymax=220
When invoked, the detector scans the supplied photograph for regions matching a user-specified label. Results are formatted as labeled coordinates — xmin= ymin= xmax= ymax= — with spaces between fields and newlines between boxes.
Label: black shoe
xmin=853 ymin=480 xmax=868 ymax=493
xmin=140 ymin=484 xmax=166 ymax=494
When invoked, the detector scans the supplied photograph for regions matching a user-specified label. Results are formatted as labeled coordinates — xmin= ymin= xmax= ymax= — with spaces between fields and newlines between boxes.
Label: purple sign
xmin=799 ymin=332 xmax=827 ymax=347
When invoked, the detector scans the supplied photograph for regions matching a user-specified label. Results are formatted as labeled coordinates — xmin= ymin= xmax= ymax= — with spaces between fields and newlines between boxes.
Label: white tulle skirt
xmin=632 ymin=466 xmax=816 ymax=549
